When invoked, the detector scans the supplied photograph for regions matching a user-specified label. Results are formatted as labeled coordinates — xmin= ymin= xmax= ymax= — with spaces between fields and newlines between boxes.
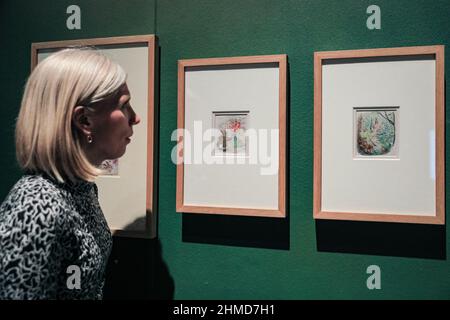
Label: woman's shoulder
xmin=8 ymin=174 xmax=68 ymax=201
xmin=0 ymin=174 xmax=73 ymax=224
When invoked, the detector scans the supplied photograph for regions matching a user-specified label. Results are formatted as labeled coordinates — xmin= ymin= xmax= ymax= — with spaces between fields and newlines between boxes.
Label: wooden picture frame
xmin=177 ymin=55 xmax=287 ymax=217
xmin=32 ymin=35 xmax=158 ymax=238
xmin=314 ymin=45 xmax=445 ymax=224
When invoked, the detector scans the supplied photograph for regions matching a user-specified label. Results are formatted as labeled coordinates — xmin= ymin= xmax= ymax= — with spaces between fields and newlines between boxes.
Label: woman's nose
xmin=129 ymin=107 xmax=141 ymax=125
xmin=134 ymin=114 xmax=141 ymax=125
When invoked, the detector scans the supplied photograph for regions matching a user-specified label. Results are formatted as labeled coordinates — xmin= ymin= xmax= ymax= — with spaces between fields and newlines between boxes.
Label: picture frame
xmin=176 ymin=55 xmax=287 ymax=217
xmin=32 ymin=35 xmax=158 ymax=238
xmin=314 ymin=45 xmax=445 ymax=224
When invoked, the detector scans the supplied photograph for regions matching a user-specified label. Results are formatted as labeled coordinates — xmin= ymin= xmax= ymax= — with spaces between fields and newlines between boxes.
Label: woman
xmin=0 ymin=48 xmax=140 ymax=299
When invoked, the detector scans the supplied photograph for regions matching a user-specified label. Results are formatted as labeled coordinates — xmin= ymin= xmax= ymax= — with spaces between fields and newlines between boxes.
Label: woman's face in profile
xmin=91 ymin=83 xmax=140 ymax=161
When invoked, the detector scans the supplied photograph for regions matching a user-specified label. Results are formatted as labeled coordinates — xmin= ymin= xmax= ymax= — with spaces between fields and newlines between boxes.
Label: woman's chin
xmin=106 ymin=149 xmax=126 ymax=162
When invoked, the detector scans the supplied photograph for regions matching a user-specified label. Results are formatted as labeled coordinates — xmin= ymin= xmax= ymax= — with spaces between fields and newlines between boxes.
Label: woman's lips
xmin=126 ymin=132 xmax=133 ymax=142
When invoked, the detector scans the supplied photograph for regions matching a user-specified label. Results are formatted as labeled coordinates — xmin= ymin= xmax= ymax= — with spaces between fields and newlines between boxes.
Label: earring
xmin=87 ymin=135 xmax=93 ymax=144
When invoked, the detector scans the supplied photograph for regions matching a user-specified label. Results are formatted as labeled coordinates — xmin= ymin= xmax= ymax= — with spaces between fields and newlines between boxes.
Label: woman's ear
xmin=72 ymin=106 xmax=93 ymax=136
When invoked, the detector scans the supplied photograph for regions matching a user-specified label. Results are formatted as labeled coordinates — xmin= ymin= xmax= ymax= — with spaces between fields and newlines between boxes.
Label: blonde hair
xmin=16 ymin=48 xmax=126 ymax=183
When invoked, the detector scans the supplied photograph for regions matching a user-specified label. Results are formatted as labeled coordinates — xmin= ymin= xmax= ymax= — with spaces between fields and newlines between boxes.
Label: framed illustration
xmin=32 ymin=35 xmax=158 ymax=238
xmin=314 ymin=45 xmax=445 ymax=224
xmin=177 ymin=55 xmax=287 ymax=217
xmin=212 ymin=111 xmax=250 ymax=157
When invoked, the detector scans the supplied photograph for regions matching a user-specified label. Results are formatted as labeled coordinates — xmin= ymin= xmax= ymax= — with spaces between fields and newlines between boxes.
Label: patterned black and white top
xmin=0 ymin=173 xmax=112 ymax=299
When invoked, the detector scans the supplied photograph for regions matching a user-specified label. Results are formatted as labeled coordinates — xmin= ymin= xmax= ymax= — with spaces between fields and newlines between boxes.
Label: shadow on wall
xmin=182 ymin=213 xmax=290 ymax=250
xmin=103 ymin=218 xmax=175 ymax=300
xmin=315 ymin=219 xmax=446 ymax=260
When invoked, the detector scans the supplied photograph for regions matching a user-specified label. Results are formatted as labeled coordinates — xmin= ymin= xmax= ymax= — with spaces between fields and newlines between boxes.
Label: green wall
xmin=1 ymin=0 xmax=449 ymax=299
